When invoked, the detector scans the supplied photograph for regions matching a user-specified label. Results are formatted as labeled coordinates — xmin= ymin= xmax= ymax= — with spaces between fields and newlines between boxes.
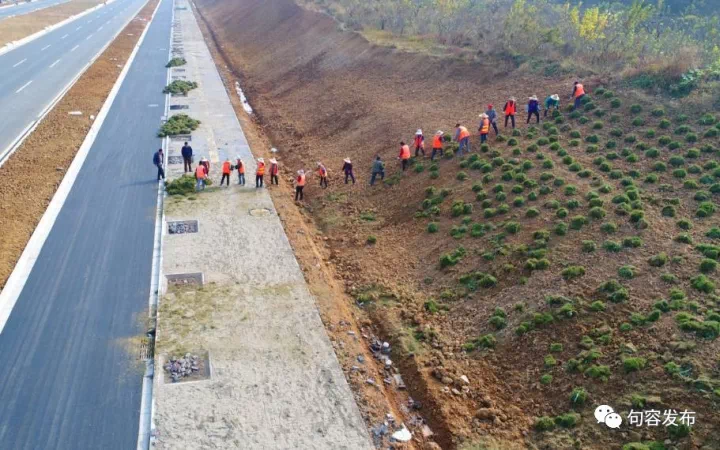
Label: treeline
xmin=304 ymin=0 xmax=720 ymax=93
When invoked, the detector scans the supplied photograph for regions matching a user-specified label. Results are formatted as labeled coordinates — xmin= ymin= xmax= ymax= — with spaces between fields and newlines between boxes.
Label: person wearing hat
xmin=431 ymin=131 xmax=444 ymax=161
xmin=544 ymin=94 xmax=560 ymax=117
xmin=503 ymin=97 xmax=517 ymax=129
xmin=478 ymin=113 xmax=491 ymax=144
xmin=317 ymin=162 xmax=328 ymax=188
xmin=235 ymin=156 xmax=245 ymax=185
xmin=199 ymin=157 xmax=210 ymax=176
xmin=295 ymin=169 xmax=306 ymax=201
xmin=398 ymin=141 xmax=411 ymax=171
xmin=256 ymin=157 xmax=265 ymax=188
xmin=527 ymin=95 xmax=540 ymax=124
xmin=194 ymin=161 xmax=206 ymax=191
xmin=485 ymin=104 xmax=499 ymax=136
xmin=221 ymin=157 xmax=232 ymax=186
xmin=341 ymin=157 xmax=355 ymax=184
xmin=413 ymin=129 xmax=425 ymax=157
xmin=370 ymin=155 xmax=385 ymax=186
xmin=571 ymin=81 xmax=586 ymax=110
xmin=269 ymin=158 xmax=279 ymax=185
xmin=454 ymin=123 xmax=471 ymax=155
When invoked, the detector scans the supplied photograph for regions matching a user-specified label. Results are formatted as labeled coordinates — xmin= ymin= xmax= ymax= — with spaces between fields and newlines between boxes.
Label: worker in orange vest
xmin=235 ymin=156 xmax=245 ymax=185
xmin=295 ymin=169 xmax=306 ymax=201
xmin=413 ymin=129 xmax=425 ymax=157
xmin=430 ymin=131 xmax=444 ymax=161
xmin=199 ymin=157 xmax=210 ymax=176
xmin=478 ymin=113 xmax=490 ymax=144
xmin=503 ymin=97 xmax=517 ymax=129
xmin=221 ymin=158 xmax=232 ymax=186
xmin=269 ymin=158 xmax=279 ymax=185
xmin=398 ymin=141 xmax=411 ymax=171
xmin=194 ymin=162 xmax=206 ymax=191
xmin=454 ymin=124 xmax=470 ymax=155
xmin=317 ymin=162 xmax=328 ymax=188
xmin=256 ymin=157 xmax=265 ymax=188
xmin=571 ymin=81 xmax=586 ymax=111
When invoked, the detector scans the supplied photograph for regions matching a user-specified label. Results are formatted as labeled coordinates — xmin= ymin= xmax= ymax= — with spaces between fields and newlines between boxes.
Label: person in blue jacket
xmin=526 ymin=95 xmax=540 ymax=124
xmin=153 ymin=148 xmax=165 ymax=181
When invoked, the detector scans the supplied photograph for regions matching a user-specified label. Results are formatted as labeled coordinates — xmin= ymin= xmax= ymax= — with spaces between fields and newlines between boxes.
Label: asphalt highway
xmin=0 ymin=0 xmax=148 ymax=161
xmin=0 ymin=0 xmax=172 ymax=446
xmin=0 ymin=0 xmax=70 ymax=21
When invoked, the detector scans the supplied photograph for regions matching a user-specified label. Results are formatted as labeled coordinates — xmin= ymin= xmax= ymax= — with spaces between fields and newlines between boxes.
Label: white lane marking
xmin=86 ymin=34 xmax=93 ymax=40
xmin=12 ymin=59 xmax=26 ymax=67
xmin=97 ymin=25 xmax=104 ymax=31
xmin=49 ymin=59 xmax=61 ymax=68
xmin=75 ymin=26 xmax=82 ymax=30
xmin=61 ymin=33 xmax=68 ymax=39
xmin=71 ymin=44 xmax=79 ymax=52
xmin=15 ymin=80 xmax=32 ymax=93
xmin=41 ymin=44 xmax=51 ymax=51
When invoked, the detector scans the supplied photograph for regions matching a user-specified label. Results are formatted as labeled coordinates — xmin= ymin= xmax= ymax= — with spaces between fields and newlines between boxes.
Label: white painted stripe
xmin=41 ymin=44 xmax=51 ymax=51
xmin=71 ymin=44 xmax=79 ymax=52
xmin=98 ymin=25 xmax=104 ymax=31
xmin=61 ymin=33 xmax=68 ymax=39
xmin=76 ymin=26 xmax=82 ymax=30
xmin=86 ymin=34 xmax=93 ymax=40
xmin=0 ymin=0 xmax=155 ymax=334
xmin=15 ymin=80 xmax=32 ymax=93
xmin=12 ymin=58 xmax=26 ymax=67
xmin=49 ymin=59 xmax=61 ymax=68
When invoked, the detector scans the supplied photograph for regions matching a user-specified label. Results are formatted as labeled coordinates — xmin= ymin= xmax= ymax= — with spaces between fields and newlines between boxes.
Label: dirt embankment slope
xmin=195 ymin=0 xmax=720 ymax=448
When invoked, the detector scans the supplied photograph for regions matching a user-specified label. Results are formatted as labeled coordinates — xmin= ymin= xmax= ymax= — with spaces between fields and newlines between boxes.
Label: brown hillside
xmin=195 ymin=0 xmax=720 ymax=448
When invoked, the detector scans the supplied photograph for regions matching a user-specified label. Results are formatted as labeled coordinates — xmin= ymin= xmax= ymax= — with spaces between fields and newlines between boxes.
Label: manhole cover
xmin=166 ymin=272 xmax=204 ymax=286
xmin=170 ymin=104 xmax=189 ymax=110
xmin=249 ymin=208 xmax=273 ymax=217
xmin=168 ymin=219 xmax=198 ymax=234
xmin=168 ymin=156 xmax=183 ymax=164
xmin=170 ymin=135 xmax=192 ymax=141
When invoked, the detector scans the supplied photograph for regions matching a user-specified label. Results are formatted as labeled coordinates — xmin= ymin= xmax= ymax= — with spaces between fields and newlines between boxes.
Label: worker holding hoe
xmin=370 ymin=155 xmax=385 ymax=186
xmin=431 ymin=131 xmax=444 ymax=161
xmin=342 ymin=157 xmax=355 ymax=184
xmin=571 ymin=81 xmax=586 ymax=110
xmin=527 ymin=95 xmax=540 ymax=124
xmin=478 ymin=113 xmax=490 ymax=144
xmin=485 ymin=104 xmax=500 ymax=136
xmin=295 ymin=169 xmax=306 ymax=201
xmin=544 ymin=94 xmax=560 ymax=117
xmin=454 ymin=123 xmax=470 ymax=155
xmin=398 ymin=141 xmax=411 ymax=171
xmin=317 ymin=162 xmax=329 ymax=188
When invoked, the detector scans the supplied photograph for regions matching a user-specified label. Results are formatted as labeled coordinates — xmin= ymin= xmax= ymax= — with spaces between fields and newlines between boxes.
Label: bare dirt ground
xmin=195 ymin=0 xmax=719 ymax=448
xmin=0 ymin=0 xmax=104 ymax=47
xmin=0 ymin=0 xmax=157 ymax=290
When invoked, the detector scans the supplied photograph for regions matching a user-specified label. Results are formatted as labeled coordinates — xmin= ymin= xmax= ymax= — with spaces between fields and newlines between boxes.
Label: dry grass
xmin=0 ymin=0 xmax=104 ymax=47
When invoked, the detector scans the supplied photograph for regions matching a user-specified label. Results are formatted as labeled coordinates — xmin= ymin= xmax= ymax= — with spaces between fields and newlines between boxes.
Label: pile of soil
xmin=195 ymin=0 xmax=720 ymax=448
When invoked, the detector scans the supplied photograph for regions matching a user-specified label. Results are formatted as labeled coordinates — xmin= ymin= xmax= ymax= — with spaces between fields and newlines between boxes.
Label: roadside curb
xmin=0 ymin=0 xmax=158 ymax=333
xmin=0 ymin=0 xmax=117 ymax=57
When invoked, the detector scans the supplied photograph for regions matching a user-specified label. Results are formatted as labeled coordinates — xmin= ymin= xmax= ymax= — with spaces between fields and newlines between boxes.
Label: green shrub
xmin=535 ymin=416 xmax=555 ymax=431
xmin=569 ymin=387 xmax=587 ymax=406
xmin=585 ymin=364 xmax=611 ymax=381
xmin=590 ymin=300 xmax=606 ymax=312
xmin=649 ymin=253 xmax=668 ymax=267
xmin=163 ymin=80 xmax=198 ymax=95
xmin=677 ymin=219 xmax=693 ymax=230
xmin=562 ymin=266 xmax=586 ymax=280
xmin=604 ymin=240 xmax=622 ymax=252
xmin=158 ymin=114 xmax=201 ymax=137
xmin=582 ymin=240 xmax=597 ymax=252
xmin=427 ymin=222 xmax=439 ymax=233
xmin=622 ymin=357 xmax=647 ymax=373
xmin=526 ymin=207 xmax=540 ymax=218
xmin=166 ymin=57 xmax=187 ymax=67
xmin=691 ymin=274 xmax=715 ymax=293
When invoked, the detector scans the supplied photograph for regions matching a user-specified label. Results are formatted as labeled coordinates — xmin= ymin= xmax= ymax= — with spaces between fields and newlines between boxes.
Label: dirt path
xmin=0 ymin=0 xmax=157 ymax=289
xmin=0 ymin=0 xmax=104 ymax=47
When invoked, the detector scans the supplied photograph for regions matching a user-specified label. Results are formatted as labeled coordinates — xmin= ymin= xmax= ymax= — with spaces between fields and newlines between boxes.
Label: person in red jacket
xmin=295 ymin=169 xmax=306 ymax=201
xmin=269 ymin=158 xmax=279 ymax=185
xmin=413 ymin=129 xmax=425 ymax=157
xmin=194 ymin=163 xmax=206 ymax=191
xmin=503 ymin=97 xmax=517 ymax=129
xmin=398 ymin=141 xmax=411 ymax=171
xmin=221 ymin=158 xmax=232 ymax=186
xmin=571 ymin=81 xmax=586 ymax=111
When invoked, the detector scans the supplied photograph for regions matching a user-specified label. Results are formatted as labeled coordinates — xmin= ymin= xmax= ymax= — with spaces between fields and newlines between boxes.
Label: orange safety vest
xmin=480 ymin=118 xmax=490 ymax=135
xmin=457 ymin=126 xmax=470 ymax=140
xmin=504 ymin=101 xmax=516 ymax=115
xmin=236 ymin=160 xmax=245 ymax=174
xmin=256 ymin=162 xmax=265 ymax=176
xmin=574 ymin=83 xmax=585 ymax=98
xmin=318 ymin=165 xmax=327 ymax=177
xmin=400 ymin=144 xmax=411 ymax=160
xmin=270 ymin=164 xmax=279 ymax=175
xmin=432 ymin=135 xmax=443 ymax=149
xmin=195 ymin=165 xmax=206 ymax=179
xmin=222 ymin=161 xmax=231 ymax=174
xmin=297 ymin=174 xmax=306 ymax=186
xmin=414 ymin=135 xmax=424 ymax=148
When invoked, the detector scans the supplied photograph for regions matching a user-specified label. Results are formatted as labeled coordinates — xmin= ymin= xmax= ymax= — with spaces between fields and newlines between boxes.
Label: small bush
xmin=163 ymin=80 xmax=198 ymax=95
xmin=166 ymin=57 xmax=187 ymax=67
xmin=648 ymin=253 xmax=668 ymax=267
xmin=622 ymin=357 xmax=647 ymax=373
xmin=158 ymin=114 xmax=201 ymax=137
xmin=562 ymin=266 xmax=586 ymax=280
